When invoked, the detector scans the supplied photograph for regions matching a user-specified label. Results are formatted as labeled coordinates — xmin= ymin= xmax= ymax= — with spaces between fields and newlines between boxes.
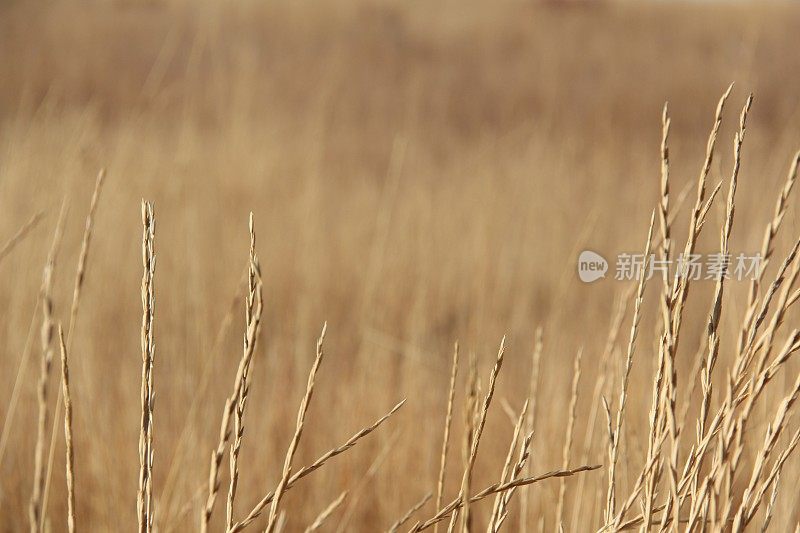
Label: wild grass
xmin=4 ymin=89 xmax=800 ymax=531
xmin=2 ymin=1 xmax=800 ymax=531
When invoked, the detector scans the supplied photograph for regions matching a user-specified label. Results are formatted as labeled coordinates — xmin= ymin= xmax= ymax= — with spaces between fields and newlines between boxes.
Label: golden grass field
xmin=2 ymin=0 xmax=800 ymax=531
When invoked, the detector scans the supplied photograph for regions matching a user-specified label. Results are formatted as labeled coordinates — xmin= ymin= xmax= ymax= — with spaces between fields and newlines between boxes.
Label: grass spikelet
xmin=57 ymin=325 xmax=75 ymax=533
xmin=28 ymin=200 xmax=68 ymax=533
xmin=137 ymin=200 xmax=156 ymax=533
xmin=448 ymin=338 xmax=505 ymax=532
xmin=42 ymin=168 xmax=107 ymax=522
xmin=203 ymin=213 xmax=263 ymax=533
xmin=555 ymin=348 xmax=582 ymax=529
xmin=434 ymin=342 xmax=459 ymax=533
xmin=265 ymin=322 xmax=328 ymax=533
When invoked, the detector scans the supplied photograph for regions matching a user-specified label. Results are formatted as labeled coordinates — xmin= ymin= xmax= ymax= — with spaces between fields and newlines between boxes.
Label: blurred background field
xmin=1 ymin=0 xmax=800 ymax=530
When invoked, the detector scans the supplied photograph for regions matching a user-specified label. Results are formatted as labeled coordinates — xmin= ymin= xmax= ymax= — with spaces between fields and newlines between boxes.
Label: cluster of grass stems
xmin=3 ymin=87 xmax=800 ymax=532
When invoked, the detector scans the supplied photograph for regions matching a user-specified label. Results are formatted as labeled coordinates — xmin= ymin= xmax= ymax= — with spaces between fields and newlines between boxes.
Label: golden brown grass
xmin=28 ymin=201 xmax=67 ymax=533
xmin=3 ymin=1 xmax=800 ymax=531
xmin=138 ymin=200 xmax=156 ymax=533
xmin=57 ymin=325 xmax=75 ymax=533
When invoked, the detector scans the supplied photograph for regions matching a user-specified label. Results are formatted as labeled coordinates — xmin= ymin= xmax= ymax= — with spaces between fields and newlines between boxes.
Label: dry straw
xmin=265 ymin=322 xmax=328 ymax=533
xmin=448 ymin=338 xmax=505 ymax=533
xmin=433 ymin=342 xmax=459 ymax=533
xmin=488 ymin=399 xmax=527 ymax=528
xmin=335 ymin=428 xmax=402 ymax=533
xmin=203 ymin=213 xmax=263 ymax=533
xmin=138 ymin=200 xmax=156 ymax=533
xmin=410 ymin=465 xmax=601 ymax=532
xmin=228 ymin=400 xmax=405 ymax=533
xmin=555 ymin=348 xmax=582 ymax=529
xmin=0 ymin=210 xmax=44 ymax=266
xmin=597 ymin=88 xmax=800 ymax=533
xmin=304 ymin=491 xmax=348 ymax=533
xmin=604 ymin=212 xmax=654 ymax=525
xmin=519 ymin=326 xmax=543 ymax=531
xmin=28 ymin=200 xmax=68 ymax=533
xmin=42 ymin=168 xmax=107 ymax=524
xmin=388 ymin=492 xmax=432 ymax=533
xmin=491 ymin=430 xmax=533 ymax=532
xmin=10 ymin=87 xmax=800 ymax=533
xmin=57 ymin=325 xmax=76 ymax=533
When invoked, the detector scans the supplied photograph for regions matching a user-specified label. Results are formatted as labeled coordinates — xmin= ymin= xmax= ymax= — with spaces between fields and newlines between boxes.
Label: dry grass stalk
xmin=640 ymin=88 xmax=740 ymax=531
xmin=137 ymin=200 xmax=156 ymax=533
xmin=696 ymin=239 xmax=800 ymax=517
xmin=672 ymin=94 xmax=753 ymax=529
xmin=433 ymin=342 xmax=460 ymax=533
xmin=705 ymin=93 xmax=753 ymax=405
xmin=745 ymin=428 xmax=800 ymax=530
xmin=29 ymin=200 xmax=68 ymax=533
xmin=603 ymin=432 xmax=669 ymax=531
xmin=0 ymin=210 xmax=44 ymax=266
xmin=670 ymin=329 xmax=797 ymax=527
xmin=226 ymin=343 xmax=253 ymax=529
xmin=592 ymin=92 xmax=800 ymax=533
xmin=604 ymin=93 xmax=800 ymax=531
xmin=449 ymin=338 xmax=505 ymax=533
xmin=335 ymin=428 xmax=402 ymax=533
xmin=491 ymin=431 xmax=533 ymax=533
xmin=57 ymin=325 xmax=76 ymax=533
xmin=572 ymin=291 xmax=630 ymax=527
xmin=672 ymin=92 xmax=747 ymax=529
xmin=654 ymin=102 xmax=685 ymax=533
xmin=66 ymin=169 xmax=107 ymax=344
xmin=8 ymin=82 xmax=800 ymax=533
xmin=750 ymin=258 xmax=800 ymax=373
xmin=729 ymin=372 xmax=800 ymax=531
xmin=274 ymin=512 xmax=286 ymax=533
xmin=737 ymin=237 xmax=800 ymax=373
xmin=202 ymin=213 xmax=263 ymax=533
xmin=603 ymin=213 xmax=654 ymax=525
xmin=677 ymin=244 xmax=800 ymax=525
xmin=409 ymin=464 xmax=601 ymax=533
xmin=520 ymin=327 xmax=543 ymax=532
xmin=555 ymin=348 xmax=581 ymax=529
xmin=704 ymin=97 xmax=762 ymax=521
xmin=656 ymin=93 xmax=733 ymax=464
xmin=265 ymin=322 xmax=329 ymax=533
xmin=739 ymin=149 xmax=800 ymax=354
xmin=0 ymin=298 xmax=41 ymax=466
xmin=160 ymin=272 xmax=246 ymax=523
xmin=759 ymin=473 xmax=780 ymax=533
xmin=305 ymin=491 xmax=348 ymax=533
xmin=525 ymin=328 xmax=543 ymax=440
xmin=229 ymin=400 xmax=405 ymax=533
xmin=488 ymin=400 xmax=528 ymax=528
xmin=163 ymin=484 xmax=218 ymax=533
xmin=655 ymin=105 xmax=673 ymax=392
xmin=657 ymin=102 xmax=672 ymax=267
xmin=42 ymin=168 xmax=107 ymax=522
xmin=450 ymin=351 xmax=477 ymax=533
xmin=224 ymin=252 xmax=263 ymax=533
xmin=656 ymin=101 xmax=672 ymax=310
xmin=669 ymin=83 xmax=733 ymax=333
xmin=388 ymin=493 xmax=432 ymax=533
